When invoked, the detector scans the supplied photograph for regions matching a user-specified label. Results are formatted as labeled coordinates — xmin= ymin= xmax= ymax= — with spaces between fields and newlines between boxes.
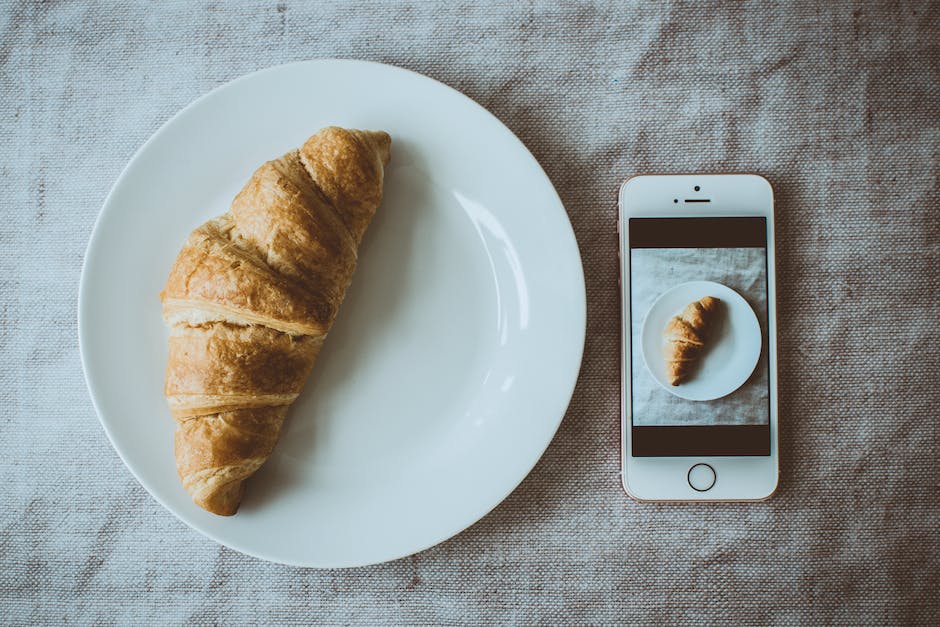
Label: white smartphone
xmin=619 ymin=174 xmax=778 ymax=501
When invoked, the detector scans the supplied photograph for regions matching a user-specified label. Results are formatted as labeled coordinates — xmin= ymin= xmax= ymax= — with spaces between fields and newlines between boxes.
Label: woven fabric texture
xmin=2 ymin=1 xmax=938 ymax=624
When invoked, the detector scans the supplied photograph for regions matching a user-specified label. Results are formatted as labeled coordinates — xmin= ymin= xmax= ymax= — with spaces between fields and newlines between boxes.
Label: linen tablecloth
xmin=2 ymin=1 xmax=938 ymax=623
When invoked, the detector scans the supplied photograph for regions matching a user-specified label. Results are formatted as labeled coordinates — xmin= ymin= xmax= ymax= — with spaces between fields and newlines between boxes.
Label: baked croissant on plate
xmin=161 ymin=127 xmax=391 ymax=515
xmin=663 ymin=296 xmax=720 ymax=386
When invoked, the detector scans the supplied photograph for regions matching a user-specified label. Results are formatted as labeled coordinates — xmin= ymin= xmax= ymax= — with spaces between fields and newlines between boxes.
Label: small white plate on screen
xmin=78 ymin=60 xmax=585 ymax=567
xmin=641 ymin=281 xmax=760 ymax=401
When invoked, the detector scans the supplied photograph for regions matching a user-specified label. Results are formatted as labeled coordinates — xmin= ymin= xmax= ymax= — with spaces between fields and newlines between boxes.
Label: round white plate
xmin=79 ymin=60 xmax=585 ymax=567
xmin=641 ymin=281 xmax=760 ymax=401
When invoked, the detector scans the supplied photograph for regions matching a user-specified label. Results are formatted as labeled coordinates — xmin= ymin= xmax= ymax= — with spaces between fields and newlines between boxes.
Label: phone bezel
xmin=619 ymin=174 xmax=779 ymax=502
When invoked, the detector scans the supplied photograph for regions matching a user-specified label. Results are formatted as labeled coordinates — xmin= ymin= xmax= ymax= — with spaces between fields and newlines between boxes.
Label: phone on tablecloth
xmin=619 ymin=174 xmax=778 ymax=501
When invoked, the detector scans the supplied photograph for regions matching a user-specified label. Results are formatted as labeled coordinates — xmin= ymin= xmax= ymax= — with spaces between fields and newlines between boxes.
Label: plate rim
xmin=640 ymin=280 xmax=760 ymax=402
xmin=78 ymin=59 xmax=586 ymax=567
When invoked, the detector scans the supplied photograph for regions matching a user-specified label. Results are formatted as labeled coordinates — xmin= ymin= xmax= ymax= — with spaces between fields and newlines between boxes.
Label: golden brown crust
xmin=299 ymin=127 xmax=391 ymax=245
xmin=162 ymin=127 xmax=390 ymax=515
xmin=161 ymin=217 xmax=336 ymax=336
xmin=174 ymin=406 xmax=289 ymax=516
xmin=663 ymin=296 xmax=720 ymax=385
xmin=165 ymin=323 xmax=322 ymax=416
xmin=230 ymin=151 xmax=359 ymax=300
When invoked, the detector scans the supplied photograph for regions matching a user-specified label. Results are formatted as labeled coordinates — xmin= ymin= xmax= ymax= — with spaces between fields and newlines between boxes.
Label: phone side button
xmin=688 ymin=463 xmax=716 ymax=492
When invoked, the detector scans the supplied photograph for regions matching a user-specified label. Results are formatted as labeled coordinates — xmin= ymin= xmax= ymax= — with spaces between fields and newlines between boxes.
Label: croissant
xmin=161 ymin=127 xmax=391 ymax=515
xmin=663 ymin=296 xmax=720 ymax=386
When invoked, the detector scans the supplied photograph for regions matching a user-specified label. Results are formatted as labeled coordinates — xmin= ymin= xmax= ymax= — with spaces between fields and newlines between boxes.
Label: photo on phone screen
xmin=629 ymin=217 xmax=771 ymax=457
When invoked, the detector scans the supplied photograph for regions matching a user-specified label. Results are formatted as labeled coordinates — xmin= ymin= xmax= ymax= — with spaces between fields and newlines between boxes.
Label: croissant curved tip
xmin=699 ymin=295 xmax=720 ymax=311
xmin=355 ymin=128 xmax=391 ymax=166
xmin=665 ymin=364 xmax=685 ymax=386
xmin=307 ymin=126 xmax=391 ymax=166
xmin=375 ymin=131 xmax=391 ymax=166
xmin=194 ymin=480 xmax=244 ymax=516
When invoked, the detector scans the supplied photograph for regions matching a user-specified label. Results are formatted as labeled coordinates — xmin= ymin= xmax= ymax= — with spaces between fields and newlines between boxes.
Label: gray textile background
xmin=2 ymin=1 xmax=939 ymax=624
xmin=630 ymin=247 xmax=770 ymax=426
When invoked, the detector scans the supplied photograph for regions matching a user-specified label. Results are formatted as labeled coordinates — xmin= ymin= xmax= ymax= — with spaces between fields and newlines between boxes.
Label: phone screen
xmin=629 ymin=217 xmax=770 ymax=456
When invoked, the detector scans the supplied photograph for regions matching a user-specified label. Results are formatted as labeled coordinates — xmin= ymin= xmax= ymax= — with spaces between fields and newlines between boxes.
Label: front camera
xmin=693 ymin=185 xmax=700 ymax=192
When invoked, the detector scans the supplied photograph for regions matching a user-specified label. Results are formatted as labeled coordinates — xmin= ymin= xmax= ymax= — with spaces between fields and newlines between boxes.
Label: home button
xmin=688 ymin=463 xmax=716 ymax=492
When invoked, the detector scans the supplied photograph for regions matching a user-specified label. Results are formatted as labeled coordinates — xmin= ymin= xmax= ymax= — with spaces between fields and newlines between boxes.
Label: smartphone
xmin=619 ymin=174 xmax=778 ymax=501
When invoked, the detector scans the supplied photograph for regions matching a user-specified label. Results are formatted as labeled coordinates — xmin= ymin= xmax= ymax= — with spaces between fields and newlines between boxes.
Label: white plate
xmin=641 ymin=281 xmax=760 ymax=401
xmin=79 ymin=60 xmax=585 ymax=567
